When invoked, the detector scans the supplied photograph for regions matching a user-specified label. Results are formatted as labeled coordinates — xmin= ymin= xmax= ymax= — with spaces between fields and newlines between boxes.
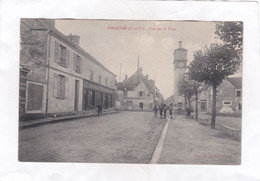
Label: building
xmin=173 ymin=41 xmax=188 ymax=110
xmin=116 ymin=67 xmax=163 ymax=111
xmin=20 ymin=19 xmax=117 ymax=120
xmin=197 ymin=77 xmax=242 ymax=114
xmin=166 ymin=95 xmax=175 ymax=106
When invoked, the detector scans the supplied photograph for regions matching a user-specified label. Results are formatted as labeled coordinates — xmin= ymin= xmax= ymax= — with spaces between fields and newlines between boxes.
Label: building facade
xmin=173 ymin=41 xmax=188 ymax=110
xmin=197 ymin=77 xmax=242 ymax=114
xmin=20 ymin=19 xmax=116 ymax=120
xmin=116 ymin=68 xmax=163 ymax=111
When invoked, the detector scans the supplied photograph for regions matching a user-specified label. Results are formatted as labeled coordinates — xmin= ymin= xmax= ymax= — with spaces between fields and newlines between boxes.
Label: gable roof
xmin=116 ymin=68 xmax=155 ymax=92
xmin=226 ymin=77 xmax=242 ymax=89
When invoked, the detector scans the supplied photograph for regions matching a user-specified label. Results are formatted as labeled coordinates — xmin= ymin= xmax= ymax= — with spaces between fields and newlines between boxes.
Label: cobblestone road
xmin=19 ymin=112 xmax=167 ymax=163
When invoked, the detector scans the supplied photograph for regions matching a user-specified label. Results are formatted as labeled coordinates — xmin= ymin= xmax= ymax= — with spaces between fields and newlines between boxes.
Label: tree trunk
xmin=195 ymin=90 xmax=198 ymax=121
xmin=188 ymin=96 xmax=191 ymax=107
xmin=211 ymin=84 xmax=217 ymax=129
xmin=184 ymin=94 xmax=187 ymax=111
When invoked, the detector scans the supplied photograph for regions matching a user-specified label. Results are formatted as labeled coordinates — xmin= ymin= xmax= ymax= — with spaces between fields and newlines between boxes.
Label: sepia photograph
xmin=18 ymin=19 xmax=242 ymax=165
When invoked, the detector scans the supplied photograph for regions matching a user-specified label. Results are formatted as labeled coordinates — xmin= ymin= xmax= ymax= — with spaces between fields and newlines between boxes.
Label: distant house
xmin=166 ymin=95 xmax=175 ymax=106
xmin=116 ymin=68 xmax=163 ymax=111
xmin=197 ymin=77 xmax=242 ymax=114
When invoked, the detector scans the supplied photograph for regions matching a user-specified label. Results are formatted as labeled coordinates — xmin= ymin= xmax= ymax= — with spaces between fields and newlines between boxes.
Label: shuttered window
xmin=99 ymin=75 xmax=102 ymax=84
xmin=73 ymin=53 xmax=81 ymax=73
xmin=58 ymin=75 xmax=65 ymax=98
xmin=90 ymin=70 xmax=94 ymax=81
xmin=54 ymin=41 xmax=70 ymax=68
xmin=105 ymin=78 xmax=108 ymax=87
xmin=53 ymin=73 xmax=68 ymax=99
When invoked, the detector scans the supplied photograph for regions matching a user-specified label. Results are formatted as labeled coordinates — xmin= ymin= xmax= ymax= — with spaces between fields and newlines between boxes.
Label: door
xmin=83 ymin=89 xmax=88 ymax=111
xmin=139 ymin=102 xmax=143 ymax=111
xmin=74 ymin=80 xmax=79 ymax=111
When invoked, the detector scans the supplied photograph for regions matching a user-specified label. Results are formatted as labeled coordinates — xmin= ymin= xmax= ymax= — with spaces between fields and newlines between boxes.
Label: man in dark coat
xmin=153 ymin=106 xmax=158 ymax=118
xmin=97 ymin=105 xmax=103 ymax=116
xmin=159 ymin=105 xmax=163 ymax=119
xmin=163 ymin=105 xmax=167 ymax=119
xmin=169 ymin=105 xmax=173 ymax=119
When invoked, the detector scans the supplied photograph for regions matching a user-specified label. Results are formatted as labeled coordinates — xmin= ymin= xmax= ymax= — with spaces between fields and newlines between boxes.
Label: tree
xmin=215 ymin=22 xmax=243 ymax=60
xmin=187 ymin=43 xmax=240 ymax=129
xmin=179 ymin=80 xmax=195 ymax=110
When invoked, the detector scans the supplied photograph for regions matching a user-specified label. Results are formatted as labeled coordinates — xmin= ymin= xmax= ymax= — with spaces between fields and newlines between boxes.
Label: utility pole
xmin=119 ymin=63 xmax=121 ymax=82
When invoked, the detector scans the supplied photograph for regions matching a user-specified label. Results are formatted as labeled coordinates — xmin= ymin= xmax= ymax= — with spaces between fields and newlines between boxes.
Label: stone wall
xmin=20 ymin=21 xmax=48 ymax=83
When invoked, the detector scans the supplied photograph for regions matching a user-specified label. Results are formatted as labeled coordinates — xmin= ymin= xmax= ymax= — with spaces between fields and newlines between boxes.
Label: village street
xmin=19 ymin=112 xmax=167 ymax=163
xmin=19 ymin=111 xmax=241 ymax=164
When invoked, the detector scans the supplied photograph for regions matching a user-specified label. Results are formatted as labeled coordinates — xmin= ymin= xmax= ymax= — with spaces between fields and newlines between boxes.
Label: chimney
xmin=67 ymin=34 xmax=80 ymax=45
xmin=125 ymin=74 xmax=128 ymax=80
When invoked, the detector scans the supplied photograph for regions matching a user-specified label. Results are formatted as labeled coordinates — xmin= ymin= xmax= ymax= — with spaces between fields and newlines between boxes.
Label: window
xmin=27 ymin=83 xmax=43 ymax=110
xmin=223 ymin=101 xmax=232 ymax=106
xmin=53 ymin=73 xmax=68 ymax=99
xmin=99 ymin=75 xmax=102 ymax=84
xmin=139 ymin=91 xmax=145 ymax=97
xmin=110 ymin=80 xmax=114 ymax=88
xmin=55 ymin=41 xmax=69 ymax=67
xmin=90 ymin=90 xmax=95 ymax=106
xmin=73 ymin=54 xmax=81 ymax=73
xmin=60 ymin=45 xmax=66 ymax=65
xmin=90 ymin=70 xmax=94 ymax=81
xmin=105 ymin=78 xmax=108 ymax=87
xmin=237 ymin=90 xmax=241 ymax=97
xmin=58 ymin=75 xmax=66 ymax=98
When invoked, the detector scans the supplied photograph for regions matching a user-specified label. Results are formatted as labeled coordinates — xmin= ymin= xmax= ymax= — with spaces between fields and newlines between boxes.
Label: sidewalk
xmin=158 ymin=115 xmax=241 ymax=165
xmin=19 ymin=110 xmax=118 ymax=129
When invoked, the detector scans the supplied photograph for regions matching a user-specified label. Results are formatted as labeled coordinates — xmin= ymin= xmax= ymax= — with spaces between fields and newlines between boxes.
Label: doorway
xmin=139 ymin=102 xmax=143 ymax=111
xmin=74 ymin=80 xmax=79 ymax=111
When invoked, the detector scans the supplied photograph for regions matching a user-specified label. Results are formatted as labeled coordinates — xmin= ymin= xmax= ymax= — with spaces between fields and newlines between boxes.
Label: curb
xmin=19 ymin=111 xmax=119 ymax=129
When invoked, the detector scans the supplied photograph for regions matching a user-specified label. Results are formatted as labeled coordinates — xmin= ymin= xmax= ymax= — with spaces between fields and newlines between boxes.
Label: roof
xmin=116 ymin=82 xmax=136 ymax=91
xmin=50 ymin=29 xmax=117 ymax=77
xmin=22 ymin=19 xmax=117 ymax=77
xmin=116 ymin=68 xmax=156 ymax=92
xmin=227 ymin=77 xmax=242 ymax=89
xmin=174 ymin=47 xmax=188 ymax=54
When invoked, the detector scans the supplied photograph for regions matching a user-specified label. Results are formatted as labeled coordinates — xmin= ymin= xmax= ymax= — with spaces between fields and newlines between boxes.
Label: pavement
xmin=157 ymin=115 xmax=241 ymax=165
xmin=19 ymin=109 xmax=118 ymax=129
xmin=19 ymin=111 xmax=241 ymax=164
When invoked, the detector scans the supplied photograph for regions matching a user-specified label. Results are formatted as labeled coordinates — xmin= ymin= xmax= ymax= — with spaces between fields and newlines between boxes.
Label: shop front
xmin=82 ymin=79 xmax=115 ymax=111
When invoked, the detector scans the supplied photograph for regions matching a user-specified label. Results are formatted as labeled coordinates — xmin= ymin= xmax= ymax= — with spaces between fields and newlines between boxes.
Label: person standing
xmin=97 ymin=104 xmax=103 ymax=116
xmin=169 ymin=105 xmax=173 ymax=119
xmin=159 ymin=105 xmax=163 ymax=119
xmin=163 ymin=105 xmax=167 ymax=119
xmin=153 ymin=105 xmax=158 ymax=118
xmin=186 ymin=106 xmax=191 ymax=119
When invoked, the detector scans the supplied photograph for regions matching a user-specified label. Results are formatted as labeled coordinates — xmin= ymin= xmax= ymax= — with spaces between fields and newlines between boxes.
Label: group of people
xmin=153 ymin=104 xmax=173 ymax=119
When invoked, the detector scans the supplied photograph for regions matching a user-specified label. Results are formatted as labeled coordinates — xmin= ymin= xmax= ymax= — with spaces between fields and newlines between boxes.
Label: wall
xmin=20 ymin=21 xmax=48 ymax=84
xmin=47 ymin=34 xmax=115 ymax=114
xmin=48 ymin=35 xmax=116 ymax=90
xmin=47 ymin=68 xmax=83 ymax=114
xmin=198 ymin=80 xmax=241 ymax=114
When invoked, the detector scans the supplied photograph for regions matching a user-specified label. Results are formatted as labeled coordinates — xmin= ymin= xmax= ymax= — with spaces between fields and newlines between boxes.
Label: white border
xmin=0 ymin=1 xmax=259 ymax=181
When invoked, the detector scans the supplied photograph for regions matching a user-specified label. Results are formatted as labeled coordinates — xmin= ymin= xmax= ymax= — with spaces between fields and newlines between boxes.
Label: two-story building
xmin=20 ymin=19 xmax=116 ymax=120
xmin=197 ymin=77 xmax=242 ymax=114
xmin=116 ymin=68 xmax=163 ymax=111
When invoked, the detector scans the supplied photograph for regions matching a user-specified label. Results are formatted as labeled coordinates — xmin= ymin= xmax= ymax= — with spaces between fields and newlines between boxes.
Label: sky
xmin=55 ymin=20 xmax=218 ymax=99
